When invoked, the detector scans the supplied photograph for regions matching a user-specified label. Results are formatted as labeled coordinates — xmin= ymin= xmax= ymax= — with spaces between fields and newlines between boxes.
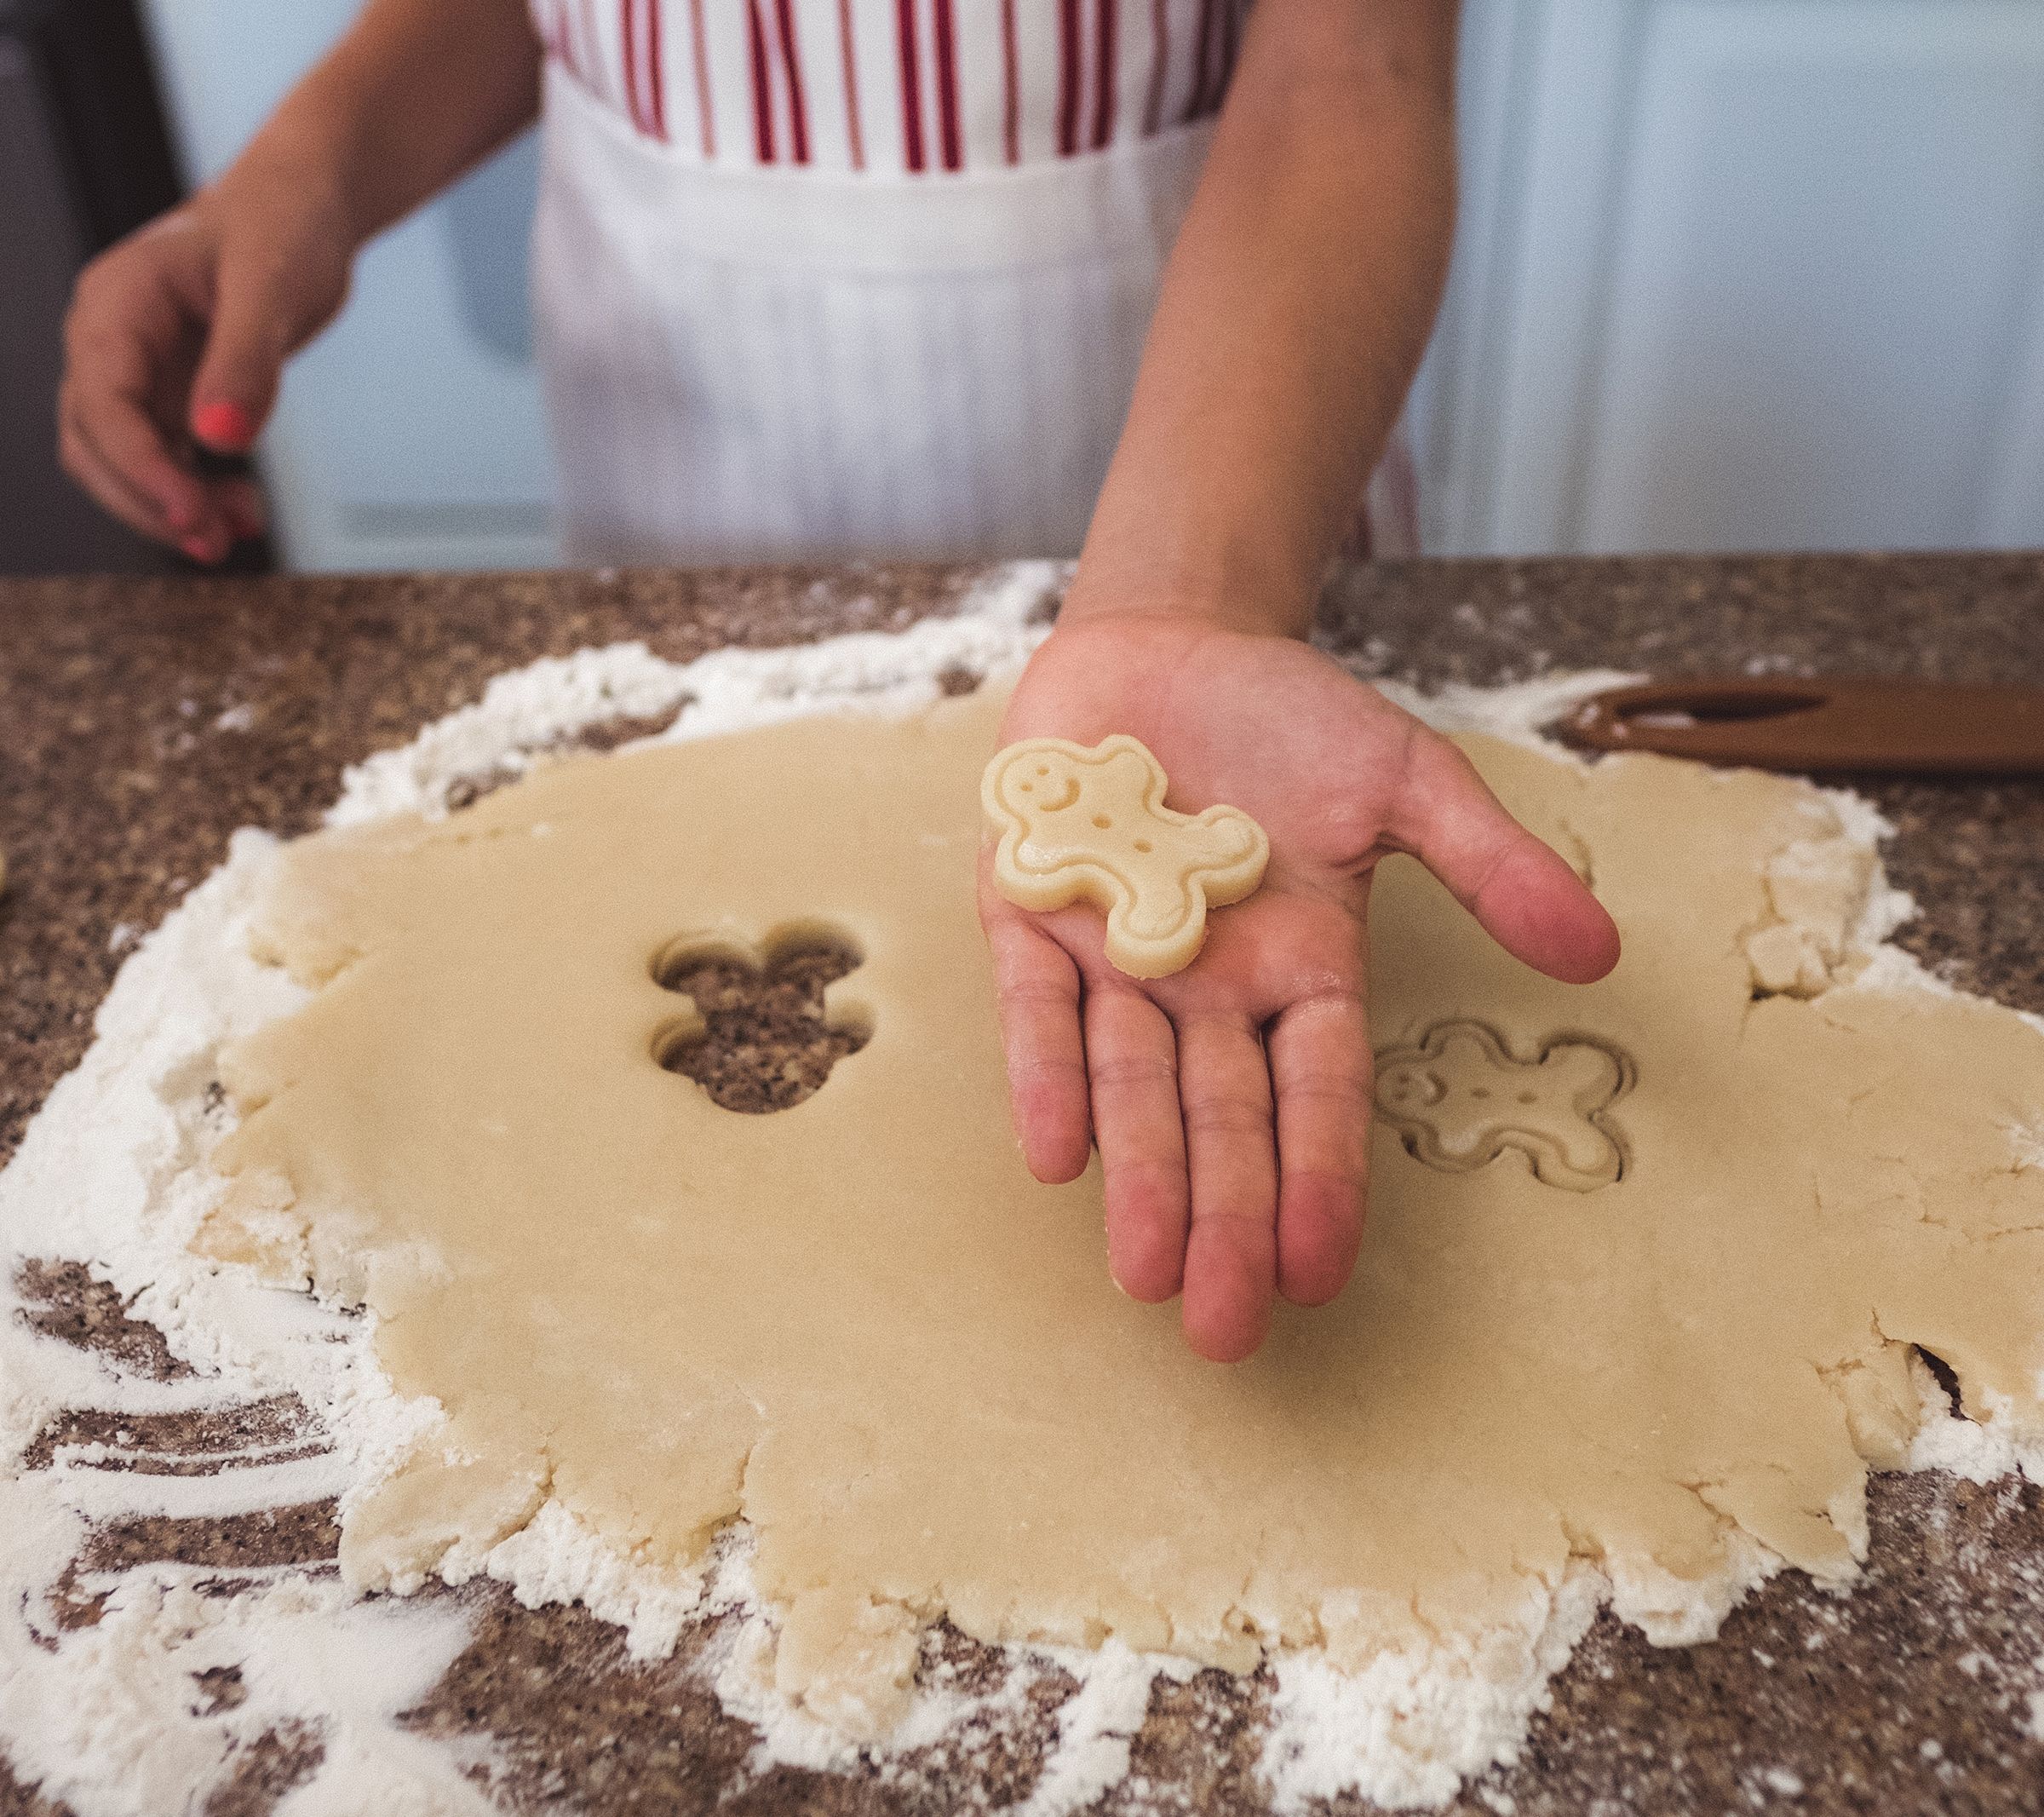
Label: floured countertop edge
xmin=4 ymin=561 xmax=2041 ymax=1817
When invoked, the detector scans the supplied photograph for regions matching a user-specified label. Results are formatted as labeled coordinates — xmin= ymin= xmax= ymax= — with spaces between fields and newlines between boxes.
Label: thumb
xmin=1392 ymin=727 xmax=1622 ymax=986
xmin=187 ymin=255 xmax=307 ymax=453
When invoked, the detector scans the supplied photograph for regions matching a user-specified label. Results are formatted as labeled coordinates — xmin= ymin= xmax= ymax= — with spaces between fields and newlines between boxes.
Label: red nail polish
xmin=192 ymin=400 xmax=256 ymax=451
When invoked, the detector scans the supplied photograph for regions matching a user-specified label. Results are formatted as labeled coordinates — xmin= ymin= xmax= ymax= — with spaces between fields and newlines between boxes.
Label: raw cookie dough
xmin=1374 ymin=1021 xmax=1633 ymax=1193
xmin=982 ymin=734 xmax=1268 ymax=977
xmin=201 ymin=687 xmax=2044 ymax=1737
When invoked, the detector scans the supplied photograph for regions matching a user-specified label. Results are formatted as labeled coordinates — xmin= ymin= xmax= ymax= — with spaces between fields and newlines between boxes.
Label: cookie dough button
xmin=981 ymin=734 xmax=1269 ymax=978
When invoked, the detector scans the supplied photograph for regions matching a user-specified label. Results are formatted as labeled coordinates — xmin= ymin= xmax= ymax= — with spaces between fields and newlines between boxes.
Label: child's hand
xmin=59 ymin=0 xmax=545 ymax=561
xmin=980 ymin=611 xmax=1621 ymax=1362
xmin=59 ymin=181 xmax=353 ymax=563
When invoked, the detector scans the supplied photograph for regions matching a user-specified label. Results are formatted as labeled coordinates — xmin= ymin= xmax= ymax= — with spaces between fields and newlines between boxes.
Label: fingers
xmin=60 ymin=225 xmax=249 ymax=559
xmin=61 ymin=387 xmax=257 ymax=561
xmin=1175 ymin=1011 xmax=1278 ymax=1362
xmin=1392 ymin=731 xmax=1622 ymax=985
xmin=58 ymin=325 xmax=216 ymax=554
xmin=1084 ymin=985 xmax=1189 ymax=1302
xmin=1267 ymin=991 xmax=1370 ymax=1307
xmin=983 ymin=906 xmax=1093 ymax=1185
xmin=57 ymin=394 xmax=187 ymax=547
xmin=188 ymin=250 xmax=313 ymax=452
xmin=60 ymin=385 xmax=201 ymax=538
xmin=215 ymin=474 xmax=270 ymax=544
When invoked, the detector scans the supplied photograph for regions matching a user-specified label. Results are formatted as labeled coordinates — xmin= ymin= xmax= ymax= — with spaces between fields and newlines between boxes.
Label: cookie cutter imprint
xmin=981 ymin=735 xmax=1270 ymax=979
xmin=1373 ymin=1019 xmax=1636 ymax=1193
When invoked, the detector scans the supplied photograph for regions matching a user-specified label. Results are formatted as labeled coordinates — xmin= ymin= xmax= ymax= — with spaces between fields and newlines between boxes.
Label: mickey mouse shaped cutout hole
xmin=650 ymin=923 xmax=872 ymax=1113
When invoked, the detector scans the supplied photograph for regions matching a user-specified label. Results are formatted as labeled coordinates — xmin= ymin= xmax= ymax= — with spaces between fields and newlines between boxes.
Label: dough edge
xmin=169 ymin=587 xmax=2044 ymax=1808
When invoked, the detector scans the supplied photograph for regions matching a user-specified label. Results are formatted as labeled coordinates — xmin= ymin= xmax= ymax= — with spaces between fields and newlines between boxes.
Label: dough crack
xmin=1552 ymin=817 xmax=1597 ymax=891
xmin=1741 ymin=829 xmax=1880 ymax=1000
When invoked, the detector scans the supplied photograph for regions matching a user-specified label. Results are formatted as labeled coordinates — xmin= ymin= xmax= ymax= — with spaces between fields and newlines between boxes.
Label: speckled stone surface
xmin=5 ymin=553 xmax=2044 ymax=1815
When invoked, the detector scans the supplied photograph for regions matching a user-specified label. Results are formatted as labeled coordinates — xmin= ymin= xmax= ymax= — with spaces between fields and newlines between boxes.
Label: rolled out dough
xmin=201 ymin=686 xmax=2044 ymax=1737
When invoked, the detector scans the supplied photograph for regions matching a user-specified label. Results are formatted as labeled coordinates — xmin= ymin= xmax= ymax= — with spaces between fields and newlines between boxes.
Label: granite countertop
xmin=3 ymin=553 xmax=2043 ymax=1815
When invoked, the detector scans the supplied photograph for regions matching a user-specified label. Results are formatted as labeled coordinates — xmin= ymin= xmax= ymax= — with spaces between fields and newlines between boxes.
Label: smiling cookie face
xmin=1376 ymin=1055 xmax=1447 ymax=1119
xmin=990 ymin=743 xmax=1193 ymax=900
xmin=992 ymin=746 xmax=1088 ymax=817
xmin=982 ymin=736 xmax=1270 ymax=979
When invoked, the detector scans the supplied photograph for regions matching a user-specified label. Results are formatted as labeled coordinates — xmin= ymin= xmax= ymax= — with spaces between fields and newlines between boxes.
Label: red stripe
xmin=748 ymin=0 xmax=777 ymax=161
xmin=895 ymin=0 xmax=925 ymax=173
xmin=1142 ymin=0 xmax=1168 ymax=134
xmin=1001 ymin=0 xmax=1019 ymax=163
xmin=555 ymin=0 xmax=582 ymax=79
xmin=1182 ymin=0 xmax=1217 ymax=122
xmin=690 ymin=0 xmax=715 ymax=157
xmin=1090 ymin=0 xmax=1117 ymax=151
xmin=775 ymin=0 xmax=810 ymax=164
xmin=580 ymin=0 xmax=601 ymax=93
xmin=1056 ymin=0 xmax=1081 ymax=156
xmin=838 ymin=0 xmax=866 ymax=170
xmin=933 ymin=0 xmax=962 ymax=171
xmin=644 ymin=0 xmax=667 ymax=140
xmin=552 ymin=0 xmax=576 ymax=78
xmin=621 ymin=0 xmax=644 ymax=131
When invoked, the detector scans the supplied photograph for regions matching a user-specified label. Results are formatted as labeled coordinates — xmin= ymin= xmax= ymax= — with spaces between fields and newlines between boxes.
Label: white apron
xmin=530 ymin=45 xmax=1419 ymax=565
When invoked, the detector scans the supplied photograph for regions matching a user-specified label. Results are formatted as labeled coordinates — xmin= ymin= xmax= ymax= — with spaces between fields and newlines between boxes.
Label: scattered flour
xmin=4 ymin=561 xmax=2041 ymax=1814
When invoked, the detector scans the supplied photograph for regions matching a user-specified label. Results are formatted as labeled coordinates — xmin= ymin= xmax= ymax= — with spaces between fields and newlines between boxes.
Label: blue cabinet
xmin=1417 ymin=0 xmax=2044 ymax=555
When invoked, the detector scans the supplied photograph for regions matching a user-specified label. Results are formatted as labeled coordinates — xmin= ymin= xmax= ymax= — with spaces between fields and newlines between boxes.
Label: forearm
xmin=212 ymin=0 xmax=542 ymax=246
xmin=1065 ymin=0 xmax=1459 ymax=638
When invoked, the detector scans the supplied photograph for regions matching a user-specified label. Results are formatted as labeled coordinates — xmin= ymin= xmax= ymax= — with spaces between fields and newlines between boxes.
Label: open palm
xmin=980 ymin=612 xmax=1621 ymax=1362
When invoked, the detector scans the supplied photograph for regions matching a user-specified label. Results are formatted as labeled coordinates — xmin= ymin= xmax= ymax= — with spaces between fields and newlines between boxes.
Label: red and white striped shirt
xmin=528 ymin=0 xmax=1252 ymax=173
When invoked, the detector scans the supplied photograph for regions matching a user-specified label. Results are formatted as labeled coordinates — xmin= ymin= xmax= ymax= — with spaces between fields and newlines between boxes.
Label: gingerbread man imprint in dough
xmin=981 ymin=735 xmax=1270 ymax=980
xmin=1374 ymin=1021 xmax=1634 ymax=1193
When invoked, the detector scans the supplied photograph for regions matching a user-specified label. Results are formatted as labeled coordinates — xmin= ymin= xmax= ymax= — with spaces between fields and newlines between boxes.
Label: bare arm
xmin=987 ymin=1 xmax=1619 ymax=1363
xmin=60 ymin=0 xmax=540 ymax=560
xmin=1065 ymin=0 xmax=1459 ymax=633
xmin=233 ymin=0 xmax=543 ymax=247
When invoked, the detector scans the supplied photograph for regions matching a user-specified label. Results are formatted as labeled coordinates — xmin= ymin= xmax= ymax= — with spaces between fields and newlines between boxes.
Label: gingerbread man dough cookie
xmin=1374 ymin=1021 xmax=1633 ymax=1193
xmin=981 ymin=735 xmax=1269 ymax=979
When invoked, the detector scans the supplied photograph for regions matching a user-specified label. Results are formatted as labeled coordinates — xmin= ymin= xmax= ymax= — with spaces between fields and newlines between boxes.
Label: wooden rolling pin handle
xmin=1555 ymin=676 xmax=2044 ymax=775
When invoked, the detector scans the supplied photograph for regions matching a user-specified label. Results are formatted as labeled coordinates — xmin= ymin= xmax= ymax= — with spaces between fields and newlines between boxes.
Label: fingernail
xmin=181 ymin=534 xmax=221 ymax=564
xmin=192 ymin=400 xmax=256 ymax=451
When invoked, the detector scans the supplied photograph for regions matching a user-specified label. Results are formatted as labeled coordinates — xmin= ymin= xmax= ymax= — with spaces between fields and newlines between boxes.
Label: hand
xmin=59 ymin=176 xmax=354 ymax=562
xmin=979 ymin=611 xmax=1621 ymax=1362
